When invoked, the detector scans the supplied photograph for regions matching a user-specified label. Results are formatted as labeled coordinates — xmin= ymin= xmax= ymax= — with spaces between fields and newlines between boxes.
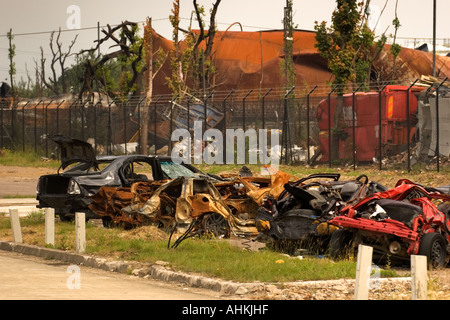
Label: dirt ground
xmin=0 ymin=165 xmax=54 ymax=197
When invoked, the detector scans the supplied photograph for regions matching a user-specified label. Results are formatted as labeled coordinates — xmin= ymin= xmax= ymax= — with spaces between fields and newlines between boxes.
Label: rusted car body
xmin=89 ymin=169 xmax=292 ymax=244
xmin=329 ymin=179 xmax=450 ymax=268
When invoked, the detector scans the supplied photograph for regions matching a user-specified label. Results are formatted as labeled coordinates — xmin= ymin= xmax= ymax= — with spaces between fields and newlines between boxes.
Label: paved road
xmin=0 ymin=251 xmax=220 ymax=300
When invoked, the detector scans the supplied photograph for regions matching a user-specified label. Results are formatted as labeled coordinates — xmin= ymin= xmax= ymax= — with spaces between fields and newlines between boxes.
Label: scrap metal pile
xmin=89 ymin=168 xmax=450 ymax=266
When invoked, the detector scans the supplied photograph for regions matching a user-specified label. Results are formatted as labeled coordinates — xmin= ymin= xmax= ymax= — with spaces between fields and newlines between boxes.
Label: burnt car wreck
xmin=255 ymin=173 xmax=388 ymax=254
xmin=88 ymin=169 xmax=292 ymax=247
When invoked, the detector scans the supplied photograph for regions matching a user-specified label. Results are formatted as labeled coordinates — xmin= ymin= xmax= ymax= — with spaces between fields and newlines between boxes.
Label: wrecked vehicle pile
xmin=255 ymin=173 xmax=388 ymax=254
xmin=37 ymin=136 xmax=450 ymax=267
xmin=329 ymin=179 xmax=450 ymax=267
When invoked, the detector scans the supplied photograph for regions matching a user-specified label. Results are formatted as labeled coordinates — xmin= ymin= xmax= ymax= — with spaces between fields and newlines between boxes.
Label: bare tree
xmin=192 ymin=0 xmax=221 ymax=93
xmin=40 ymin=28 xmax=78 ymax=95
xmin=79 ymin=21 xmax=147 ymax=101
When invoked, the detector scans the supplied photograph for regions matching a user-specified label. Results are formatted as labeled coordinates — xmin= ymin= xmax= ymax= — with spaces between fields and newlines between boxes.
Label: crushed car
xmin=328 ymin=179 xmax=450 ymax=268
xmin=255 ymin=173 xmax=388 ymax=254
xmin=36 ymin=135 xmax=216 ymax=221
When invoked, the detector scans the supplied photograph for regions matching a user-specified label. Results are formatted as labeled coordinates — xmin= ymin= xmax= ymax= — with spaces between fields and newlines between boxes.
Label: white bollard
xmin=9 ymin=209 xmax=22 ymax=243
xmin=354 ymin=244 xmax=373 ymax=300
xmin=75 ymin=212 xmax=86 ymax=253
xmin=411 ymin=255 xmax=428 ymax=300
xmin=45 ymin=208 xmax=55 ymax=246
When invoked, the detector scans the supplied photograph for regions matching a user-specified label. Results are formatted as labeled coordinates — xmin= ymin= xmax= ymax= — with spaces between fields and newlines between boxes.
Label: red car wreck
xmin=329 ymin=179 xmax=450 ymax=268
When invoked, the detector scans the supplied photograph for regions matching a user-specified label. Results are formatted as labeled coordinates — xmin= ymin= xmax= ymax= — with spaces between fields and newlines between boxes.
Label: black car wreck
xmin=255 ymin=173 xmax=388 ymax=254
xmin=36 ymin=135 xmax=211 ymax=221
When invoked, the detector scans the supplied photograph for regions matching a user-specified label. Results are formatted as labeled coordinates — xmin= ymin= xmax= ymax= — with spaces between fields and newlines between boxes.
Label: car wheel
xmin=418 ymin=233 xmax=447 ymax=269
xmin=202 ymin=213 xmax=230 ymax=238
xmin=328 ymin=228 xmax=358 ymax=260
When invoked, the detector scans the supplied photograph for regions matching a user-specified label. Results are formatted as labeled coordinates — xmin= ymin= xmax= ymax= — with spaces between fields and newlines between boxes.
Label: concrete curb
xmin=0 ymin=240 xmax=412 ymax=297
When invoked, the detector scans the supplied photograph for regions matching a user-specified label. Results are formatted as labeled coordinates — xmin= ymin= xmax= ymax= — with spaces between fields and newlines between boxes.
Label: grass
xmin=0 ymin=148 xmax=60 ymax=168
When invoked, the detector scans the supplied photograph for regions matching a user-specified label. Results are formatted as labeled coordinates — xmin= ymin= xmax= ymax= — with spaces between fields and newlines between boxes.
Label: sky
xmin=1 ymin=0 xmax=449 ymax=85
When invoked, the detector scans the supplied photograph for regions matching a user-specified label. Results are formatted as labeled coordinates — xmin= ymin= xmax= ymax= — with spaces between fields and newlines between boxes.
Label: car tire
xmin=418 ymin=233 xmax=447 ymax=269
xmin=328 ymin=228 xmax=357 ymax=260
xmin=202 ymin=213 xmax=230 ymax=238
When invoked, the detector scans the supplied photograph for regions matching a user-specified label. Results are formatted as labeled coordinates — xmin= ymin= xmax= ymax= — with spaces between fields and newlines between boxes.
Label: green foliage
xmin=314 ymin=0 xmax=375 ymax=94
xmin=116 ymin=24 xmax=145 ymax=100
xmin=6 ymin=29 xmax=16 ymax=96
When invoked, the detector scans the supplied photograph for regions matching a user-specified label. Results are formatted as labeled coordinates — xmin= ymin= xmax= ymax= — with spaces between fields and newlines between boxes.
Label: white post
xmin=411 ymin=255 xmax=428 ymax=300
xmin=9 ymin=209 xmax=22 ymax=243
xmin=45 ymin=208 xmax=55 ymax=246
xmin=354 ymin=244 xmax=373 ymax=300
xmin=75 ymin=212 xmax=86 ymax=253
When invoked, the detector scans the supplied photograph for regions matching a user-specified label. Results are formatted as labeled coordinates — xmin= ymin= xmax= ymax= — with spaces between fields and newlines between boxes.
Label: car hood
xmin=52 ymin=135 xmax=97 ymax=170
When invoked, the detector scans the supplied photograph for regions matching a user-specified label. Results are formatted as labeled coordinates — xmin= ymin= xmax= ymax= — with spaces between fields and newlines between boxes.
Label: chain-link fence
xmin=0 ymin=79 xmax=448 ymax=171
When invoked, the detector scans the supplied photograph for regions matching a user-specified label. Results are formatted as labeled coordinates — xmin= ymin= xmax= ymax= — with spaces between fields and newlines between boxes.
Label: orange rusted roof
xmin=147 ymin=28 xmax=450 ymax=97
xmin=373 ymin=44 xmax=450 ymax=82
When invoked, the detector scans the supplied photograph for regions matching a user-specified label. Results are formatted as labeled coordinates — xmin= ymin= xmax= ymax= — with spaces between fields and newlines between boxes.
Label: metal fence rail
xmin=0 ymin=79 xmax=448 ymax=172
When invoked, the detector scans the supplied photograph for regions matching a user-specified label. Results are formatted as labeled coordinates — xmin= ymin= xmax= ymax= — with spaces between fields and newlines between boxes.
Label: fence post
xmin=306 ymin=86 xmax=317 ymax=165
xmin=45 ymin=208 xmax=55 ymax=246
xmin=377 ymin=83 xmax=389 ymax=170
xmin=222 ymin=90 xmax=234 ymax=135
xmin=187 ymin=93 xmax=197 ymax=132
xmin=169 ymin=94 xmax=180 ymax=155
xmin=10 ymin=100 xmax=19 ymax=149
xmin=55 ymin=100 xmax=64 ymax=136
xmin=261 ymin=88 xmax=272 ymax=130
xmin=354 ymin=244 xmax=373 ymax=300
xmin=411 ymin=255 xmax=428 ymax=300
xmin=281 ymin=86 xmax=295 ymax=165
xmin=327 ymin=85 xmax=338 ymax=168
xmin=406 ymin=79 xmax=419 ymax=172
xmin=153 ymin=96 xmax=162 ymax=155
xmin=137 ymin=97 xmax=145 ymax=154
xmin=75 ymin=212 xmax=86 ymax=253
xmin=20 ymin=101 xmax=29 ymax=152
xmin=434 ymin=77 xmax=448 ymax=172
xmin=352 ymin=84 xmax=363 ymax=170
xmin=9 ymin=209 xmax=22 ymax=244
xmin=242 ymin=89 xmax=253 ymax=131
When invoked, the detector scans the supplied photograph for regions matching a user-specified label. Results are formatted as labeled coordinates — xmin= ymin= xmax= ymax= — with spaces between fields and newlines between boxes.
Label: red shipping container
xmin=317 ymin=85 xmax=422 ymax=162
